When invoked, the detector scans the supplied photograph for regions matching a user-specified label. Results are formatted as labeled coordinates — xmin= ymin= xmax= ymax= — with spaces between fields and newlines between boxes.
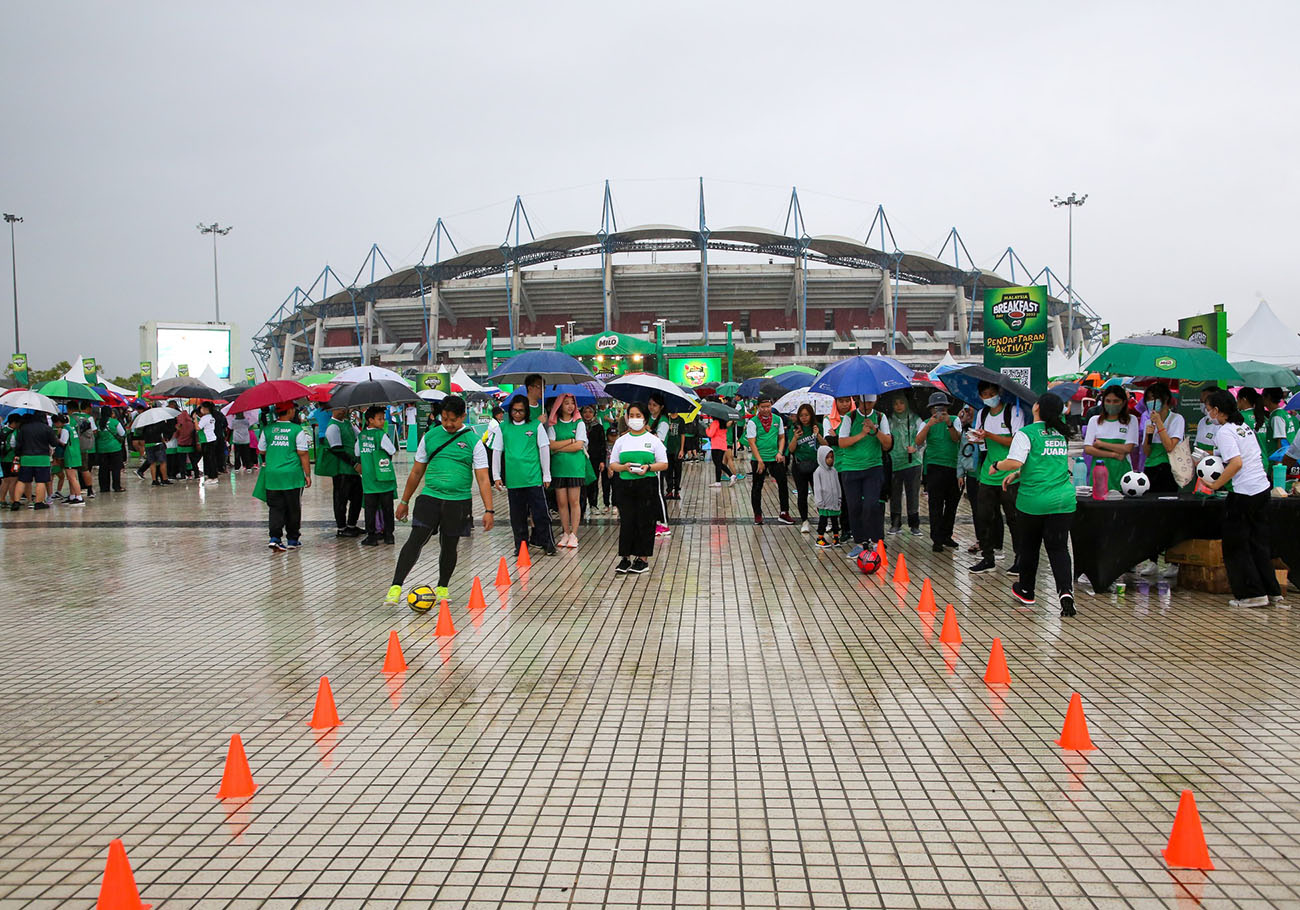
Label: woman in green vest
xmin=988 ymin=393 xmax=1077 ymax=618
xmin=492 ymin=395 xmax=556 ymax=556
xmin=915 ymin=391 xmax=962 ymax=553
xmin=355 ymin=406 xmax=398 ymax=546
xmin=1082 ymin=386 xmax=1138 ymax=493
xmin=547 ymin=393 xmax=589 ymax=549
xmin=885 ymin=393 xmax=923 ymax=537
xmin=787 ymin=404 xmax=823 ymax=532
xmin=255 ymin=402 xmax=312 ymax=551
xmin=94 ymin=406 xmax=127 ymax=493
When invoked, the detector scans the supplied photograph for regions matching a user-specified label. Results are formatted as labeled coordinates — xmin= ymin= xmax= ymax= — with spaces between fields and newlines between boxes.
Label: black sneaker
xmin=151 ymin=480 xmax=161 ymax=487
xmin=33 ymin=502 xmax=50 ymax=510
xmin=615 ymin=557 xmax=632 ymax=575
xmin=1005 ymin=562 xmax=1021 ymax=577
xmin=335 ymin=528 xmax=349 ymax=538
xmin=383 ymin=536 xmax=395 ymax=545
xmin=629 ymin=558 xmax=650 ymax=574
xmin=161 ymin=480 xmax=173 ymax=485
xmin=1011 ymin=583 xmax=1035 ymax=605
xmin=968 ymin=557 xmax=996 ymax=574
xmin=361 ymin=536 xmax=380 ymax=547
xmin=342 ymin=526 xmax=364 ymax=538
xmin=544 ymin=545 xmax=557 ymax=556
xmin=1059 ymin=593 xmax=1076 ymax=618
xmin=932 ymin=543 xmax=945 ymax=553
xmin=943 ymin=539 xmax=959 ymax=550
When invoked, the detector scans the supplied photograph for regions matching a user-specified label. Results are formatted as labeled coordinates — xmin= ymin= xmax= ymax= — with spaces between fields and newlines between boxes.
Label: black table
xmin=1070 ymin=494 xmax=1300 ymax=592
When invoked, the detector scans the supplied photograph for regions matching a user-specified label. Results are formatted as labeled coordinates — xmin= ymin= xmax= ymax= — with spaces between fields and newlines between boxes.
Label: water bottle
xmin=1091 ymin=462 xmax=1108 ymax=500
xmin=1072 ymin=456 xmax=1087 ymax=487
xmin=1274 ymin=463 xmax=1287 ymax=490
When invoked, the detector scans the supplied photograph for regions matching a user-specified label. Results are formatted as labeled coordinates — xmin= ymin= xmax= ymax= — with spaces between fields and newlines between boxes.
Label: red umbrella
xmin=450 ymin=382 xmax=463 ymax=393
xmin=307 ymin=382 xmax=337 ymax=403
xmin=229 ymin=379 xmax=311 ymax=413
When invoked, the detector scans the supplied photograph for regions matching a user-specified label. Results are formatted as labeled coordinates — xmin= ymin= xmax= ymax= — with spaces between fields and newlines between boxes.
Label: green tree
xmin=111 ymin=373 xmax=142 ymax=390
xmin=4 ymin=360 xmax=73 ymax=384
xmin=728 ymin=348 xmax=766 ymax=381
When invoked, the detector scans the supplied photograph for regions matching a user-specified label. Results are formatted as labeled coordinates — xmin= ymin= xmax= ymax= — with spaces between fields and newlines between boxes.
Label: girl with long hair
xmin=1083 ymin=386 xmax=1137 ymax=492
xmin=546 ymin=393 xmax=589 ymax=549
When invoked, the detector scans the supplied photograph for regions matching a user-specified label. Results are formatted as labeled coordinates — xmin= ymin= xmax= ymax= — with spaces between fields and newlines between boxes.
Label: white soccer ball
xmin=1196 ymin=455 xmax=1224 ymax=484
xmin=1120 ymin=471 xmax=1150 ymax=497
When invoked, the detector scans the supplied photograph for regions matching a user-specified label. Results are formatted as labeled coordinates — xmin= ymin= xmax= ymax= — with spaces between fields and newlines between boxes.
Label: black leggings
xmin=393 ymin=495 xmax=470 ymax=589
xmin=666 ymin=454 xmax=683 ymax=494
xmin=712 ymin=450 xmax=731 ymax=482
xmin=792 ymin=460 xmax=815 ymax=521
xmin=1015 ymin=510 xmax=1074 ymax=598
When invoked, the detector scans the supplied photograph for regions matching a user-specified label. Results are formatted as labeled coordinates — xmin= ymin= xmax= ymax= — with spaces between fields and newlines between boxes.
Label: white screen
xmin=156 ymin=327 xmax=231 ymax=380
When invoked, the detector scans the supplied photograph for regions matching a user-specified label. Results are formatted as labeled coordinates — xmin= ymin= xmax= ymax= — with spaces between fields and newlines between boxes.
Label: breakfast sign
xmin=983 ymin=285 xmax=1048 ymax=394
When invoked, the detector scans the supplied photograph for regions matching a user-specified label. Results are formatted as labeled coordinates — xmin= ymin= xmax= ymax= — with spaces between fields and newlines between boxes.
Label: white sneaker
xmin=1228 ymin=596 xmax=1270 ymax=608
xmin=711 ymin=481 xmax=722 ymax=488
xmin=729 ymin=475 xmax=739 ymax=487
xmin=800 ymin=521 xmax=810 ymax=534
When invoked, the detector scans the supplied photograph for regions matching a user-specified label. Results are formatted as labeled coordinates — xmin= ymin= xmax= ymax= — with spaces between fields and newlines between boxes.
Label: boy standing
xmin=355 ymin=406 xmax=398 ymax=547
xmin=255 ymin=403 xmax=312 ymax=552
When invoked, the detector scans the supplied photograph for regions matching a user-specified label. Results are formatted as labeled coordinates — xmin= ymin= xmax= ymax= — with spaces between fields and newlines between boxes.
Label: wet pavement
xmin=1 ymin=456 xmax=1297 ymax=908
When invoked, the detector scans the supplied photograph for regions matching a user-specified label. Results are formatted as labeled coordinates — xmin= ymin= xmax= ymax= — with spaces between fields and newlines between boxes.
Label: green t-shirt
xmin=979 ymin=406 xmax=1020 ymax=487
xmin=1014 ymin=422 xmax=1077 ymax=516
xmin=549 ymin=419 xmax=587 ymax=479
xmin=922 ymin=416 xmax=960 ymax=468
xmin=665 ymin=416 xmax=686 ymax=452
xmin=262 ymin=421 xmax=308 ymax=491
xmin=747 ymin=415 xmax=784 ymax=460
xmin=419 ymin=425 xmax=477 ymax=501
xmin=94 ymin=418 xmax=123 ymax=454
xmin=500 ymin=419 xmax=544 ymax=489
xmin=836 ymin=411 xmax=883 ymax=470
xmin=788 ymin=421 xmax=819 ymax=463
xmin=357 ymin=427 xmax=397 ymax=495
xmin=887 ymin=412 xmax=922 ymax=470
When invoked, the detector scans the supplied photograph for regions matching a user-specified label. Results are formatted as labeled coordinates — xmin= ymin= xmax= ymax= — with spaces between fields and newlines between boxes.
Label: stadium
xmin=253 ymin=182 xmax=1099 ymax=378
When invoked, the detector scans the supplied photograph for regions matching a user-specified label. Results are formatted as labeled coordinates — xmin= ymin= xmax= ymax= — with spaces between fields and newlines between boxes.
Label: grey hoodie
xmin=812 ymin=445 xmax=841 ymax=513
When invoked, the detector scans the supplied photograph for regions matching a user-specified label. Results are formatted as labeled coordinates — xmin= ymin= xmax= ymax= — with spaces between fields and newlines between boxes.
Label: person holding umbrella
xmin=492 ymin=395 xmax=556 ymax=556
xmin=254 ymin=402 xmax=312 ymax=551
xmin=746 ymin=395 xmax=792 ymax=526
xmin=836 ymin=395 xmax=892 ymax=559
xmin=318 ymin=407 xmax=363 ymax=538
xmin=969 ymin=382 xmax=1024 ymax=575
xmin=608 ymin=402 xmax=668 ymax=575
xmin=12 ymin=413 xmax=58 ymax=510
xmin=645 ymin=394 xmax=673 ymax=536
xmin=915 ymin=392 xmax=962 ymax=553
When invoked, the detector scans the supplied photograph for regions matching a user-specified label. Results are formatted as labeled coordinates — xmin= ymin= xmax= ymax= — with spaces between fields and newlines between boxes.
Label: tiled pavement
xmin=1 ymin=455 xmax=1298 ymax=909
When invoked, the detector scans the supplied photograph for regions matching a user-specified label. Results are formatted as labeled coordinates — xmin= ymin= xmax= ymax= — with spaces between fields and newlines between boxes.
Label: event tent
xmin=61 ymin=357 xmax=136 ymax=398
xmin=450 ymin=366 xmax=489 ymax=393
xmin=1226 ymin=301 xmax=1300 ymax=369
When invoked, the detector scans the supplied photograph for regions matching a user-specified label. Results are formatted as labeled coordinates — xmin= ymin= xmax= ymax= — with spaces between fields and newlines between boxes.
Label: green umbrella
xmin=714 ymin=381 xmax=741 ymax=396
xmin=35 ymin=379 xmax=104 ymax=402
xmin=763 ymin=364 xmax=818 ymax=377
xmin=298 ymin=372 xmax=335 ymax=386
xmin=1082 ymin=336 xmax=1243 ymax=382
xmin=1229 ymin=360 xmax=1297 ymax=388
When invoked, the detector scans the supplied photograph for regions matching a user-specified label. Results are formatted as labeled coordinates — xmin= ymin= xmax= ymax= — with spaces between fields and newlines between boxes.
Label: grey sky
xmin=3 ymin=1 xmax=1298 ymax=377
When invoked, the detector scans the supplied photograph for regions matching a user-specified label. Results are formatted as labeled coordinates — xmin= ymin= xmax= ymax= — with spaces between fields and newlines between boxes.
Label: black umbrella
xmin=699 ymin=399 xmax=741 ymax=421
xmin=219 ymin=383 xmax=252 ymax=399
xmin=942 ymin=364 xmax=1036 ymax=409
xmin=757 ymin=378 xmax=790 ymax=400
xmin=153 ymin=382 xmax=221 ymax=400
xmin=328 ymin=379 xmax=420 ymax=409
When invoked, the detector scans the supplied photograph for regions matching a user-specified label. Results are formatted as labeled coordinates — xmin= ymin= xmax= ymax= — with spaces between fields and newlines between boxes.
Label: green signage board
xmin=139 ymin=361 xmax=153 ymax=394
xmin=416 ymin=372 xmax=450 ymax=393
xmin=82 ymin=356 xmax=97 ymax=384
xmin=177 ymin=364 xmax=189 ymax=377
xmin=667 ymin=356 xmax=723 ymax=388
xmin=10 ymin=353 xmax=28 ymax=387
xmin=983 ymin=285 xmax=1049 ymax=394
xmin=1177 ymin=307 xmax=1229 ymax=423
xmin=245 ymin=367 xmax=256 ymax=384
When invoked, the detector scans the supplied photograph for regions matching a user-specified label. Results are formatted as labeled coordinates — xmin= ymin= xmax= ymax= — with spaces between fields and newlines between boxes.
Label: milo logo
xmin=1155 ymin=355 xmax=1177 ymax=371
xmin=423 ymin=376 xmax=439 ymax=390
xmin=595 ymin=334 xmax=620 ymax=351
xmin=1185 ymin=326 xmax=1208 ymax=347
xmin=991 ymin=293 xmax=1040 ymax=331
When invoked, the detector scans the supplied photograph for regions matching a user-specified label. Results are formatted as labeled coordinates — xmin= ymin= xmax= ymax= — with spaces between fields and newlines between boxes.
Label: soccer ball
xmin=407 ymin=585 xmax=437 ymax=613
xmin=1120 ymin=471 xmax=1150 ymax=497
xmin=856 ymin=549 xmax=882 ymax=575
xmin=1196 ymin=455 xmax=1224 ymax=485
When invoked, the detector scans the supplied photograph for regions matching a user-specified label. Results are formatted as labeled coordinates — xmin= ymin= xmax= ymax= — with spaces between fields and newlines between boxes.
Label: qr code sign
xmin=1000 ymin=367 xmax=1031 ymax=387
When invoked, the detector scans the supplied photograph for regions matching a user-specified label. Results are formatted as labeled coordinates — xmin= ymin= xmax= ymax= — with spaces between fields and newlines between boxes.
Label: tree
xmin=111 ymin=373 xmax=142 ymax=390
xmin=3 ymin=360 xmax=72 ymax=384
xmin=728 ymin=348 xmax=766 ymax=381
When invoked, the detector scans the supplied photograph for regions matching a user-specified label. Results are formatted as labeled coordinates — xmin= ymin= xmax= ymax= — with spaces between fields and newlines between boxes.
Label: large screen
xmin=667 ymin=356 xmax=722 ymax=388
xmin=157 ymin=327 xmax=231 ymax=380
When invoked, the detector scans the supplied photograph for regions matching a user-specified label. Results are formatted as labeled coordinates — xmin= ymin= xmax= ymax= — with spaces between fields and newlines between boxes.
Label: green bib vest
xmin=980 ymin=408 xmax=1018 ymax=486
xmin=1091 ymin=417 xmax=1132 ymax=492
xmin=500 ymin=420 xmax=543 ymax=489
xmin=315 ymin=418 xmax=356 ymax=477
xmin=357 ymin=427 xmax=397 ymax=495
xmin=747 ymin=416 xmax=782 ymax=460
xmin=549 ymin=420 xmax=587 ymax=479
xmin=1015 ymin=423 xmax=1077 ymax=515
xmin=94 ymin=418 xmax=123 ymax=454
xmin=420 ymin=425 xmax=476 ymax=501
xmin=922 ymin=416 xmax=959 ymax=468
xmin=836 ymin=412 xmax=883 ymax=471
xmin=262 ymin=421 xmax=307 ymax=490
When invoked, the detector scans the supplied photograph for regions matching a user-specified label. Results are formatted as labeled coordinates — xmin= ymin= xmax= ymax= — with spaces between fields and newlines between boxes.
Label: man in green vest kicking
xmin=385 ymin=396 xmax=495 ymax=605
xmin=256 ymin=403 xmax=313 ymax=552
xmin=318 ymin=407 xmax=363 ymax=538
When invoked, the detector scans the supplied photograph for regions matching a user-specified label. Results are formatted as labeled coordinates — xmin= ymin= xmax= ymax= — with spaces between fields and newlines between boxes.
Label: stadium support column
xmin=510 ymin=265 xmax=522 ymax=350
xmin=602 ymin=252 xmax=614 ymax=332
xmin=698 ymin=177 xmax=709 ymax=344
xmin=954 ymin=287 xmax=970 ymax=356
xmin=431 ymin=282 xmax=441 ymax=367
xmin=882 ymin=274 xmax=895 ymax=356
xmin=312 ymin=318 xmax=324 ymax=370
xmin=280 ymin=333 xmax=295 ymax=380
xmin=363 ymin=297 xmax=375 ymax=365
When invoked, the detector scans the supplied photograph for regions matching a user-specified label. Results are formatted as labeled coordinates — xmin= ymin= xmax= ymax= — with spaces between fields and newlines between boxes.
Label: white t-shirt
xmin=1144 ymin=411 xmax=1185 ymax=448
xmin=198 ymin=413 xmax=216 ymax=445
xmin=1214 ymin=421 xmax=1270 ymax=495
xmin=610 ymin=431 xmax=669 ymax=471
xmin=1083 ymin=415 xmax=1140 ymax=449
xmin=416 ymin=431 xmax=488 ymax=470
xmin=1194 ymin=416 xmax=1219 ymax=454
xmin=1007 ymin=429 xmax=1033 ymax=464
xmin=974 ymin=405 xmax=1024 ymax=450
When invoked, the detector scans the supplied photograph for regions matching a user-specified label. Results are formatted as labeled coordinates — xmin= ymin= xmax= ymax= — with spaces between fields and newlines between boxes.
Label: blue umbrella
xmin=809 ymin=356 xmax=912 ymax=399
xmin=770 ymin=371 xmax=815 ymax=391
xmin=546 ymin=382 xmax=603 ymax=408
xmin=941 ymin=364 xmax=1035 ymax=409
xmin=1286 ymin=390 xmax=1300 ymax=411
xmin=489 ymin=350 xmax=593 ymax=385
xmin=737 ymin=376 xmax=765 ymax=398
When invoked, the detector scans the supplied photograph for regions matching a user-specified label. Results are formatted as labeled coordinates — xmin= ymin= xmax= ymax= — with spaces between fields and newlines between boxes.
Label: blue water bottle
xmin=1072 ymin=456 xmax=1087 ymax=487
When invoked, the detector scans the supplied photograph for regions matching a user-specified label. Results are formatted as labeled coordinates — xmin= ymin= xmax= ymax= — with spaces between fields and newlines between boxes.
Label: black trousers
xmin=331 ymin=473 xmax=362 ymax=530
xmin=585 ymin=472 xmax=612 ymax=508
xmin=926 ymin=465 xmax=961 ymax=545
xmin=1015 ymin=510 xmax=1074 ymax=597
xmin=666 ymin=453 xmax=683 ymax=494
xmin=363 ymin=491 xmax=395 ymax=541
xmin=619 ymin=477 xmax=659 ymax=558
xmin=266 ymin=488 xmax=302 ymax=541
xmin=234 ymin=443 xmax=257 ymax=469
xmin=507 ymin=485 xmax=553 ymax=550
xmin=792 ymin=459 xmax=816 ymax=521
xmin=841 ymin=467 xmax=884 ymax=544
xmin=751 ymin=460 xmax=789 ymax=517
xmin=1145 ymin=461 xmax=1178 ymax=494
xmin=98 ymin=451 xmax=123 ymax=492
xmin=1223 ymin=490 xmax=1281 ymax=600
xmin=975 ymin=481 xmax=1019 ymax=561
xmin=202 ymin=442 xmax=220 ymax=479
xmin=393 ymin=495 xmax=470 ymax=588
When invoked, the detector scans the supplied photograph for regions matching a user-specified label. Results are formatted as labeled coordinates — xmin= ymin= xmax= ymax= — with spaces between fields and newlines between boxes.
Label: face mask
xmin=981 ymin=395 xmax=1000 ymax=408
xmin=1104 ymin=402 xmax=1123 ymax=416
xmin=626 ymin=417 xmax=645 ymax=432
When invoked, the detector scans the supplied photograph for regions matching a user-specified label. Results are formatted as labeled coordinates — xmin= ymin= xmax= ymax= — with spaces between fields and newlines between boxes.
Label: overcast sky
xmin=2 ymin=1 xmax=1297 ymax=377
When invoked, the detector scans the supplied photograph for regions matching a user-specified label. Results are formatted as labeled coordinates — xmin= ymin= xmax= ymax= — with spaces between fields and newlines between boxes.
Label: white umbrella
xmin=333 ymin=365 xmax=411 ymax=385
xmin=417 ymin=388 xmax=446 ymax=402
xmin=132 ymin=406 xmax=181 ymax=430
xmin=774 ymin=389 xmax=834 ymax=415
xmin=0 ymin=389 xmax=59 ymax=414
xmin=604 ymin=372 xmax=699 ymax=413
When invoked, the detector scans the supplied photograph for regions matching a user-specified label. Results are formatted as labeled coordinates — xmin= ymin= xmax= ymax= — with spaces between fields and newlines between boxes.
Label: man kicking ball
xmin=385 ymin=396 xmax=495 ymax=605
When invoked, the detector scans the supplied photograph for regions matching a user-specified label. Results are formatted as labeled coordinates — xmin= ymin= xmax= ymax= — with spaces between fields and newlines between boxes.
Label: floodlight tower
xmin=1050 ymin=193 xmax=1086 ymax=351
xmin=197 ymin=222 xmax=233 ymax=322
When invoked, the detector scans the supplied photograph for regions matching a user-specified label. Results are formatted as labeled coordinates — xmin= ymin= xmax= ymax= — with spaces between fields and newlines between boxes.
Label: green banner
xmin=10 ymin=353 xmax=28 ymax=387
xmin=983 ymin=285 xmax=1049 ymax=394
xmin=1177 ymin=307 xmax=1229 ymax=422
xmin=1101 ymin=324 xmax=1111 ymax=347
xmin=245 ymin=367 xmax=256 ymax=384
xmin=177 ymin=364 xmax=189 ymax=377
xmin=667 ymin=356 xmax=723 ymax=387
xmin=417 ymin=372 xmax=450 ymax=393
xmin=139 ymin=361 xmax=153 ymax=395
xmin=82 ymin=357 xmax=97 ymax=384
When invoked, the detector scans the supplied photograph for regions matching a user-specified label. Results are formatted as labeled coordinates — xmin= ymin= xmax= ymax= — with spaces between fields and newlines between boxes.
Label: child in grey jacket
xmin=812 ymin=445 xmax=842 ymax=548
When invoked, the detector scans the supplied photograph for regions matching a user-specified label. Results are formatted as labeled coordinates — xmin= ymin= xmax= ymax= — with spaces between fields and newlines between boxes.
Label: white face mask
xmin=626 ymin=417 xmax=645 ymax=432
xmin=981 ymin=395 xmax=1000 ymax=408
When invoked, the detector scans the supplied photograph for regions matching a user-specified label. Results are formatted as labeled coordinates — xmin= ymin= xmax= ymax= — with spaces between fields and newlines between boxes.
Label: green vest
xmin=922 ymin=416 xmax=959 ymax=468
xmin=747 ymin=415 xmax=782 ymax=460
xmin=500 ymin=419 xmax=543 ymax=489
xmin=315 ymin=418 xmax=356 ymax=477
xmin=836 ymin=412 xmax=883 ymax=471
xmin=262 ymin=421 xmax=307 ymax=490
xmin=887 ymin=412 xmax=921 ymax=470
xmin=549 ymin=420 xmax=587 ymax=479
xmin=357 ymin=427 xmax=397 ymax=494
xmin=616 ymin=432 xmax=659 ymax=480
xmin=1144 ymin=410 xmax=1176 ymax=467
xmin=1015 ymin=423 xmax=1077 ymax=515
xmin=979 ymin=407 xmax=1018 ymax=486
xmin=0 ymin=426 xmax=13 ymax=461
xmin=94 ymin=418 xmax=123 ymax=454
xmin=789 ymin=422 xmax=819 ymax=463
xmin=419 ymin=425 xmax=476 ymax=501
xmin=1091 ymin=417 xmax=1132 ymax=491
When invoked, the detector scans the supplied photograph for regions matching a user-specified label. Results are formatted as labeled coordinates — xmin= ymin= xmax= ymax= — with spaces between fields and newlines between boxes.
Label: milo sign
xmin=595 ymin=334 xmax=620 ymax=352
xmin=983 ymin=285 xmax=1048 ymax=395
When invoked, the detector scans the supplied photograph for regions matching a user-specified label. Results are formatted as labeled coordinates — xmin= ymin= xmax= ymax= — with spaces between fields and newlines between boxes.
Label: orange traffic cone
xmin=383 ymin=630 xmax=407 ymax=673
xmin=309 ymin=676 xmax=341 ymax=729
xmin=217 ymin=734 xmax=256 ymax=799
xmin=1163 ymin=790 xmax=1214 ymax=870
xmin=517 ymin=540 xmax=531 ymax=568
xmin=1055 ymin=693 xmax=1096 ymax=750
xmin=917 ymin=578 xmax=936 ymax=613
xmin=875 ymin=539 xmax=888 ymax=568
xmin=983 ymin=638 xmax=1011 ymax=685
xmin=434 ymin=599 xmax=456 ymax=636
xmin=96 ymin=839 xmax=151 ymax=910
xmin=938 ymin=603 xmax=962 ymax=644
xmin=892 ymin=552 xmax=910 ymax=585
xmin=469 ymin=576 xmax=487 ymax=611
xmin=494 ymin=557 xmax=511 ymax=587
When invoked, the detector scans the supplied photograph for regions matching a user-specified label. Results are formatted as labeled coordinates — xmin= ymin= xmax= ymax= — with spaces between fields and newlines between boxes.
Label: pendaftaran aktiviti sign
xmin=983 ymin=285 xmax=1048 ymax=394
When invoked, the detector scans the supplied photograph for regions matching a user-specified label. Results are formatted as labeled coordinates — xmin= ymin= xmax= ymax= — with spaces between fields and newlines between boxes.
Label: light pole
xmin=197 ymin=222 xmax=232 ymax=322
xmin=4 ymin=213 xmax=20 ymax=352
xmin=1050 ymin=193 xmax=1086 ymax=351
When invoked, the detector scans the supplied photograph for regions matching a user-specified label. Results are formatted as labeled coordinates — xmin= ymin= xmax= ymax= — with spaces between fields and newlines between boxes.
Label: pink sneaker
xmin=655 ymin=523 xmax=671 ymax=537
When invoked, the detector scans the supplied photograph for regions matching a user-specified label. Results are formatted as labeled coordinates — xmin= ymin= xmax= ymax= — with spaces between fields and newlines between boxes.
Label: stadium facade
xmin=253 ymin=182 xmax=1098 ymax=378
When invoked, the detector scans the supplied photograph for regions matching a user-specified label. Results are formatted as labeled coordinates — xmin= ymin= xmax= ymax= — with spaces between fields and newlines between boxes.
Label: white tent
xmin=1227 ymin=301 xmax=1300 ymax=369
xmin=450 ymin=366 xmax=487 ymax=392
xmin=61 ymin=357 xmax=136 ymax=398
xmin=929 ymin=350 xmax=962 ymax=379
xmin=196 ymin=365 xmax=224 ymax=390
xmin=1047 ymin=348 xmax=1082 ymax=378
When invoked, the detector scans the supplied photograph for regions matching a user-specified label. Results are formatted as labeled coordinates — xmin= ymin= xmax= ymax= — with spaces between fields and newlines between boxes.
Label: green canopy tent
xmin=562 ymin=332 xmax=658 ymax=357
xmin=764 ymin=364 xmax=819 ymax=377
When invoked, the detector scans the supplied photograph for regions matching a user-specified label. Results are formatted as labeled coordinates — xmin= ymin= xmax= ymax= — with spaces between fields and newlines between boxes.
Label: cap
xmin=927 ymin=392 xmax=950 ymax=409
